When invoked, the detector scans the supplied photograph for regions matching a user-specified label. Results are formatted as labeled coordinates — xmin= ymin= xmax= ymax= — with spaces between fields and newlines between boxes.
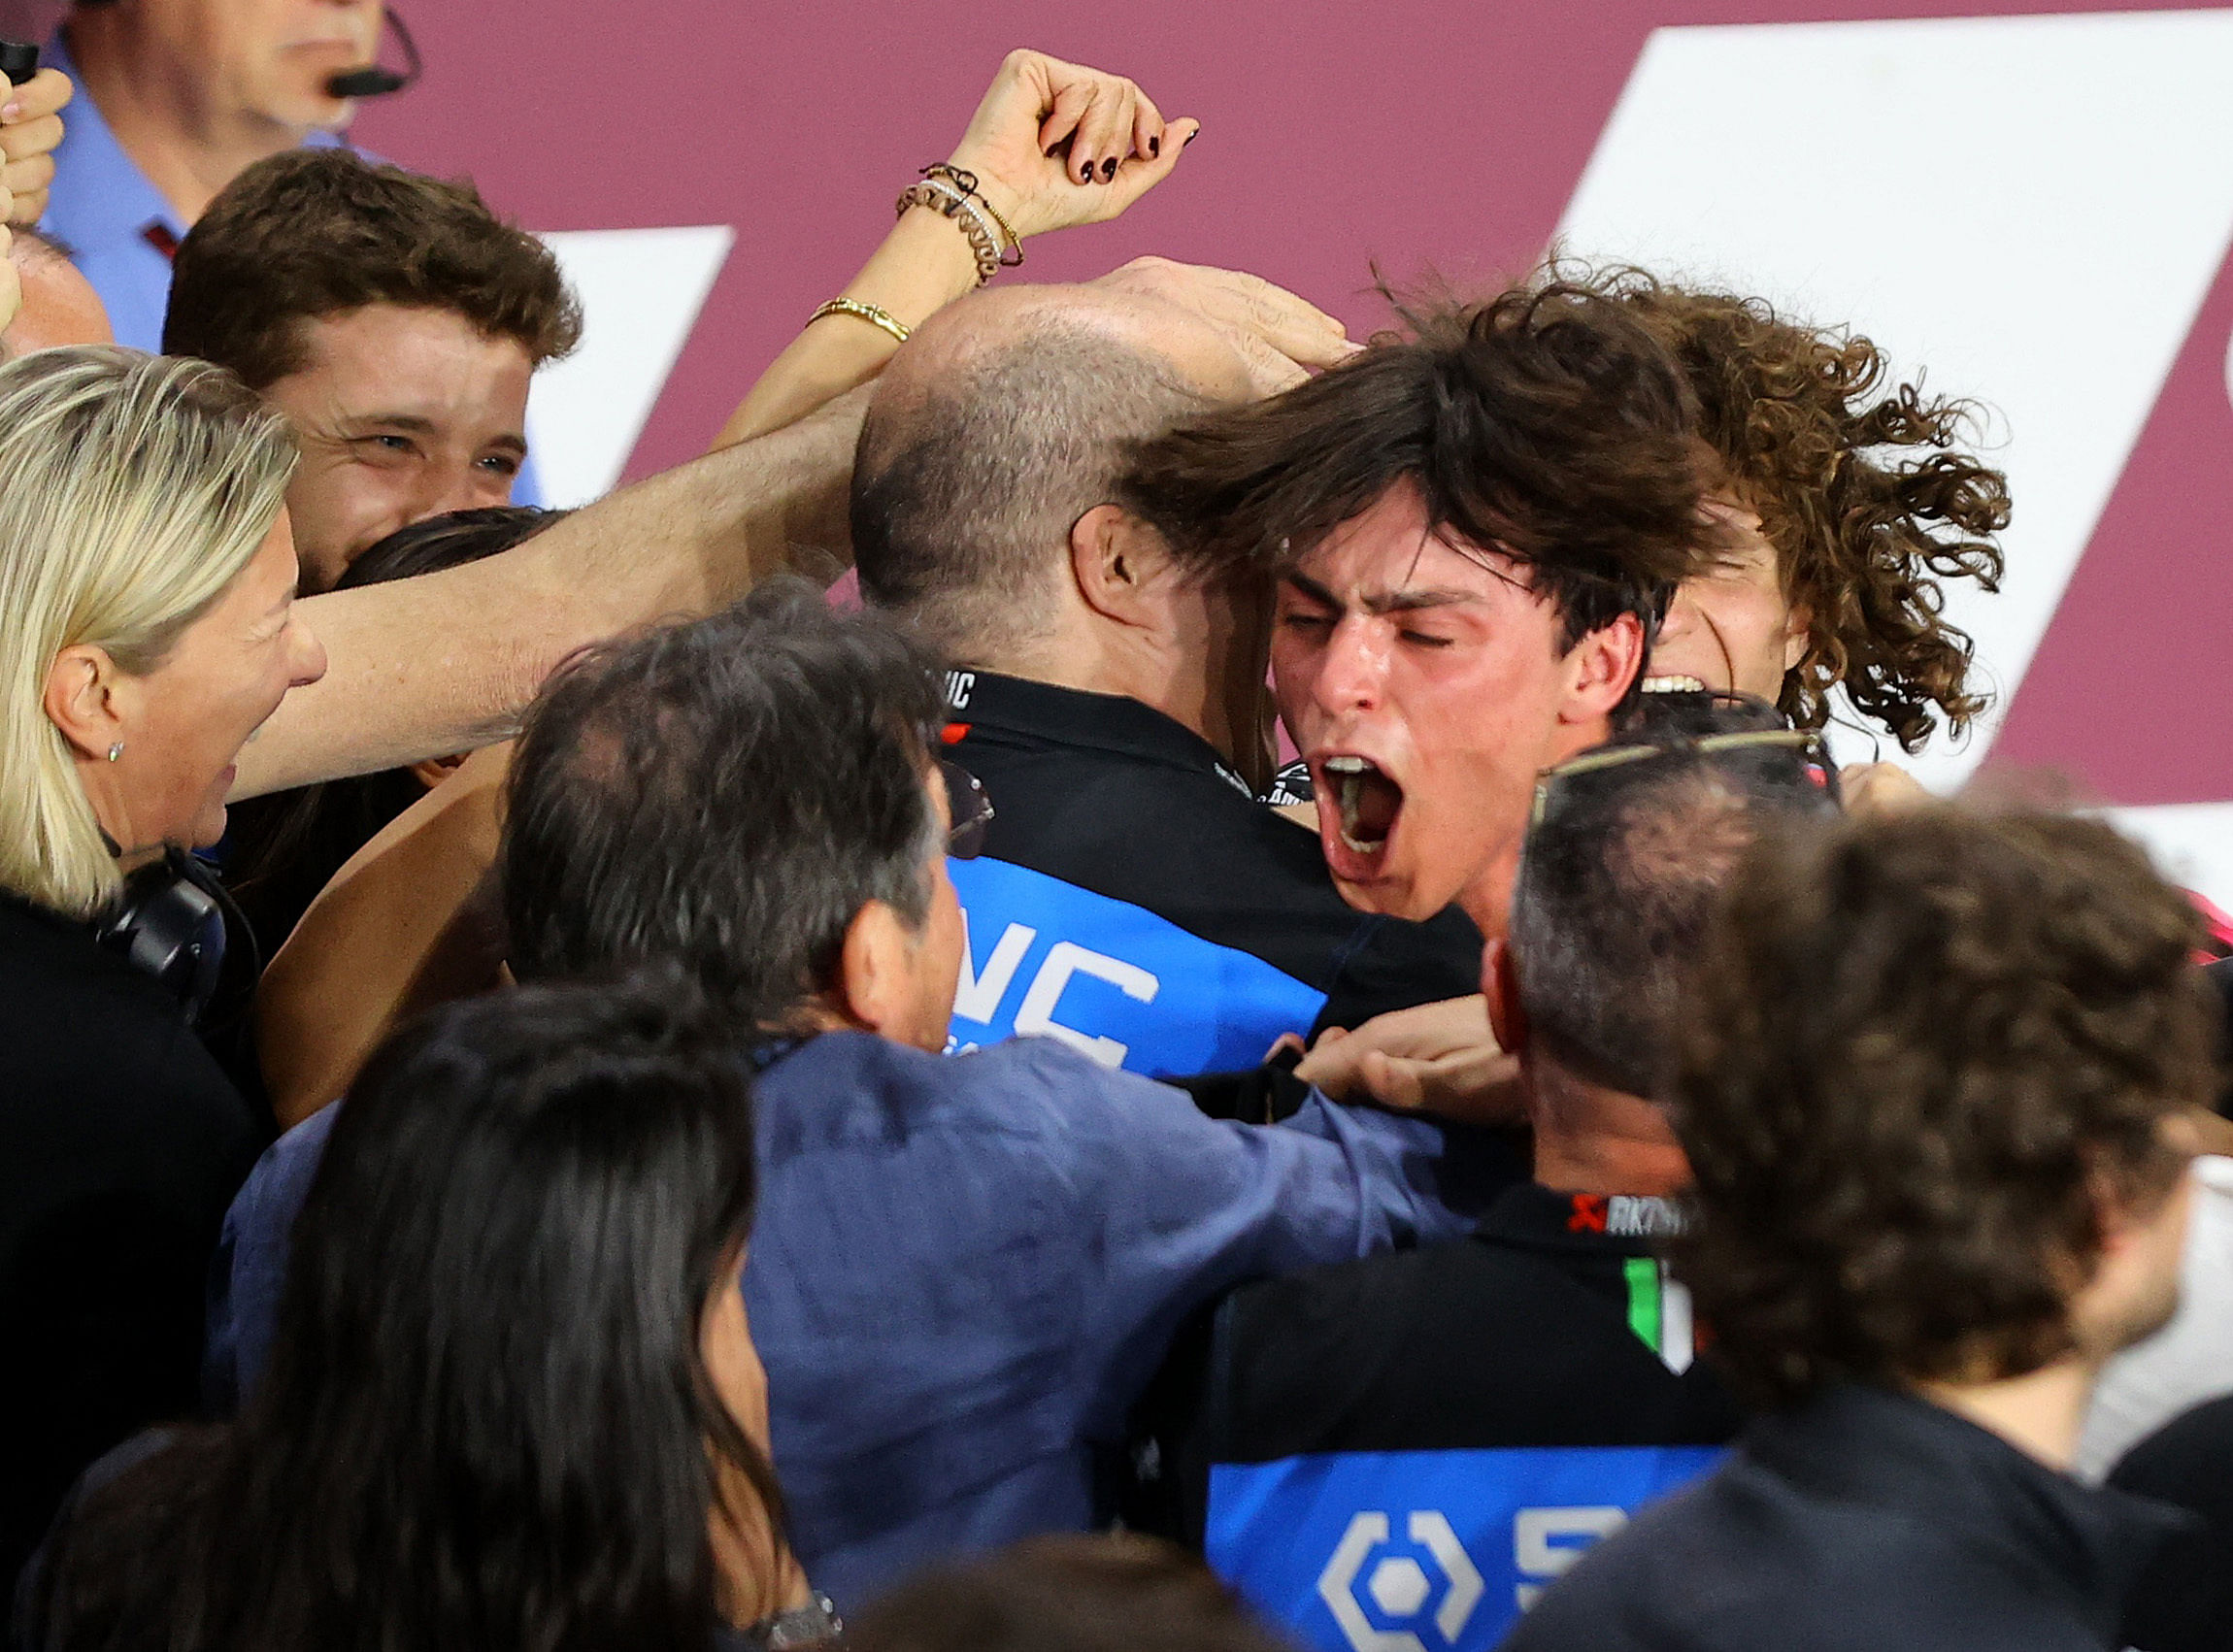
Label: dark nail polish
xmin=1149 ymin=135 xmax=1160 ymax=157
xmin=1183 ymin=127 xmax=1201 ymax=148
xmin=1100 ymin=156 xmax=1117 ymax=181
xmin=1045 ymin=142 xmax=1063 ymax=158
xmin=1081 ymin=161 xmax=1095 ymax=182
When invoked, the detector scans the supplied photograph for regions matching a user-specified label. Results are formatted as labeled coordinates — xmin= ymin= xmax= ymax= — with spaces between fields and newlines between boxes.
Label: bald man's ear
xmin=1069 ymin=505 xmax=1174 ymax=629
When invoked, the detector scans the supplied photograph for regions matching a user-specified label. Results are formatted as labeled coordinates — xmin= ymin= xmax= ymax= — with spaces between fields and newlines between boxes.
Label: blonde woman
xmin=0 ymin=346 xmax=324 ymax=1588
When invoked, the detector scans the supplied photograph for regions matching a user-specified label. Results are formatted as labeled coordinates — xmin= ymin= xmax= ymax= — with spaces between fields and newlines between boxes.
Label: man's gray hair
xmin=1509 ymin=699 xmax=1840 ymax=1098
xmin=850 ymin=314 xmax=1210 ymax=658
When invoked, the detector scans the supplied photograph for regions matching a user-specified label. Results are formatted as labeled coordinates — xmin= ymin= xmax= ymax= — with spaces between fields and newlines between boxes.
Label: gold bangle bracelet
xmin=808 ymin=297 xmax=912 ymax=345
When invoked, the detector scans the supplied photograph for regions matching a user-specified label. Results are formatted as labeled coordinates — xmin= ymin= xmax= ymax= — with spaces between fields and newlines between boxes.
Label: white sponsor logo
xmin=525 ymin=226 xmax=734 ymax=508
xmin=1513 ymin=1505 xmax=1627 ymax=1612
xmin=1316 ymin=1511 xmax=1484 ymax=1652
xmin=952 ymin=912 xmax=1160 ymax=1070
xmin=1559 ymin=8 xmax=2233 ymax=913
xmin=1603 ymin=1196 xmax=1683 ymax=1238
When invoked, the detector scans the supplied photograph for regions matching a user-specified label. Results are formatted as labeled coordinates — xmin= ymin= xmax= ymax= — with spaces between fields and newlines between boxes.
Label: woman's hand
xmin=713 ymin=50 xmax=1196 ymax=448
xmin=947 ymin=50 xmax=1197 ymax=243
xmin=1089 ymin=256 xmax=1355 ymax=397
xmin=2 ymin=68 xmax=74 ymax=225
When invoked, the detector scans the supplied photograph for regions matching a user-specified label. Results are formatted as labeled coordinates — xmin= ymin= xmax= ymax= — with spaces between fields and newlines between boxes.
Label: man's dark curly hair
xmin=1589 ymin=269 xmax=2008 ymax=751
xmin=1674 ymin=809 xmax=2211 ymax=1407
xmin=1116 ymin=279 xmax=1720 ymax=680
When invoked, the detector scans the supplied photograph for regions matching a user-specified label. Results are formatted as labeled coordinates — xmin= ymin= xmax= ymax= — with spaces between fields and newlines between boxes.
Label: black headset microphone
xmin=96 ymin=848 xmax=234 ymax=1024
xmin=324 ymin=7 xmax=422 ymax=100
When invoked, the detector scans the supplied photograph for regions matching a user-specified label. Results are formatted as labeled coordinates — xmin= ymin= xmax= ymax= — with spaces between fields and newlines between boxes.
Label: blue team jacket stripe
xmin=1206 ymin=1444 xmax=1725 ymax=1652
xmin=946 ymin=855 xmax=1327 ymax=1076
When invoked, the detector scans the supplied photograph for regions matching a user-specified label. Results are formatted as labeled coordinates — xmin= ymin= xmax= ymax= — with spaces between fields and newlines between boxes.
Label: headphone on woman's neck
xmin=95 ymin=844 xmax=231 ymax=1022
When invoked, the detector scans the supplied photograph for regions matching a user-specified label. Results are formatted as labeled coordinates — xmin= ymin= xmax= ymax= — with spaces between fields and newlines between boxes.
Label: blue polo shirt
xmin=204 ymin=1029 xmax=1500 ymax=1605
xmin=40 ymin=31 xmax=544 ymax=507
xmin=40 ymin=30 xmax=346 ymax=354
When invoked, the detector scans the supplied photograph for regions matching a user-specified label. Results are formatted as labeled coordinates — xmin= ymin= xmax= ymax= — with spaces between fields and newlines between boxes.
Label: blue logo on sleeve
xmin=1206 ymin=1444 xmax=1723 ymax=1652
xmin=947 ymin=856 xmax=1326 ymax=1077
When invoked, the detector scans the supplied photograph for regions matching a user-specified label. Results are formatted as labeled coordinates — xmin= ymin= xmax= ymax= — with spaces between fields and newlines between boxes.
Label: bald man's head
xmin=850 ymin=285 xmax=1250 ymax=660
xmin=3 ymin=230 xmax=115 ymax=357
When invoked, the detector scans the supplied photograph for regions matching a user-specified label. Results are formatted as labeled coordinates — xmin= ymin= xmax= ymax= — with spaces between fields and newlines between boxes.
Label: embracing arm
xmin=255 ymin=741 xmax=512 ymax=1126
xmin=1073 ymin=1063 xmax=1469 ymax=1430
xmin=714 ymin=49 xmax=1197 ymax=448
xmin=232 ymin=385 xmax=864 ymax=800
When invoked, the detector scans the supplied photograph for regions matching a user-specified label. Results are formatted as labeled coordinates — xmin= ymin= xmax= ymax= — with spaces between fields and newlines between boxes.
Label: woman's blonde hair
xmin=0 ymin=347 xmax=296 ymax=918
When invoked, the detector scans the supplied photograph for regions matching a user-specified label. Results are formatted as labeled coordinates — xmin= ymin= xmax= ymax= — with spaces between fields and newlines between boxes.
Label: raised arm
xmin=233 ymin=383 xmax=865 ymax=799
xmin=714 ymin=49 xmax=1198 ymax=447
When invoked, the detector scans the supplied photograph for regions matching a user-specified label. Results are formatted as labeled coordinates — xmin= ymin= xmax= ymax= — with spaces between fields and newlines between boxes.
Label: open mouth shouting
xmin=1316 ymin=752 xmax=1406 ymax=887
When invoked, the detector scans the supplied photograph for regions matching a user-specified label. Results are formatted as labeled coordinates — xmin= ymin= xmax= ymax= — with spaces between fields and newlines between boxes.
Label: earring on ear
xmin=107 ymin=743 xmax=124 ymax=762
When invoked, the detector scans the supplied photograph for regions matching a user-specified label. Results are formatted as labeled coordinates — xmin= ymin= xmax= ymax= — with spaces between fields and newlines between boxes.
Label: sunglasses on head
xmin=1531 ymin=726 xmax=1838 ymax=827
xmin=941 ymin=761 xmax=995 ymax=860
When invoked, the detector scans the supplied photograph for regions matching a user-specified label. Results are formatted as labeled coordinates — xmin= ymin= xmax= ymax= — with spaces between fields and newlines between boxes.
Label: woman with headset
xmin=0 ymin=346 xmax=325 ymax=1591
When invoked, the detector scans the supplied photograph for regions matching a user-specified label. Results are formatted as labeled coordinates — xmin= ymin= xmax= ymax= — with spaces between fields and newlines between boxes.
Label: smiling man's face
xmin=262 ymin=304 xmax=533 ymax=591
xmin=1272 ymin=479 xmax=1646 ymax=929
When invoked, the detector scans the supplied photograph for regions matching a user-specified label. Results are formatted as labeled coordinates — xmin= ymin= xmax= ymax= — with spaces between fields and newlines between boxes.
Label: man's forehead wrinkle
xmin=1312 ymin=546 xmax=1537 ymax=616
xmin=1432 ymin=524 xmax=1535 ymax=595
xmin=1401 ymin=516 xmax=1432 ymax=589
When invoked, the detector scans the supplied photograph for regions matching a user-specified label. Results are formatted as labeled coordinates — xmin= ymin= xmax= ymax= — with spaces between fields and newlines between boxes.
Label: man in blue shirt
xmin=208 ymin=585 xmax=1502 ymax=1605
xmin=41 ymin=0 xmax=377 ymax=352
xmin=43 ymin=4 xmax=549 ymax=517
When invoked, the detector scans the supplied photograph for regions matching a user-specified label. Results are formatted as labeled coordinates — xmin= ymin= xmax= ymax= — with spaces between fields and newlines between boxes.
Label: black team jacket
xmin=939 ymin=671 xmax=1483 ymax=1080
xmin=1137 ymin=1183 xmax=1741 ymax=1652
xmin=1503 ymin=1381 xmax=2189 ymax=1652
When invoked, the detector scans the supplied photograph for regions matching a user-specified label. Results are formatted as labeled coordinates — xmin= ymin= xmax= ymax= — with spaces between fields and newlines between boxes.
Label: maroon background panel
xmin=8 ymin=0 xmax=2227 ymax=805
xmin=1988 ymin=235 xmax=2233 ymax=802
xmin=315 ymin=0 xmax=2213 ymax=486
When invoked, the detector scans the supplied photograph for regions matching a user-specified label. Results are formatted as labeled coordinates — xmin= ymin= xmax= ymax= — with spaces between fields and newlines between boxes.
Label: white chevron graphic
xmin=524 ymin=224 xmax=736 ymax=509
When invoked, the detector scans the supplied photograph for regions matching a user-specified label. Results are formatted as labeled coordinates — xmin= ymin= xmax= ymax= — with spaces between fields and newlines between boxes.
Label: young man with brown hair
xmin=1119 ymin=281 xmax=1722 ymax=943
xmin=851 ymin=282 xmax=1483 ymax=1077
xmin=1506 ymin=808 xmax=2212 ymax=1651
xmin=161 ymin=148 xmax=580 ymax=590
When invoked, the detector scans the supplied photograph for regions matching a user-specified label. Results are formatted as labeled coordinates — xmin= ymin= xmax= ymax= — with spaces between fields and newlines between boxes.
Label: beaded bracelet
xmin=896 ymin=178 xmax=1003 ymax=285
xmin=920 ymin=163 xmax=1024 ymax=264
